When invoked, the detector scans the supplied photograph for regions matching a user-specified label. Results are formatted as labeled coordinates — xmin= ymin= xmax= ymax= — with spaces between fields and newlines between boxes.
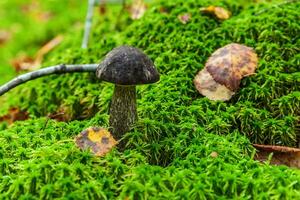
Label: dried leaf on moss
xmin=194 ymin=68 xmax=234 ymax=101
xmin=194 ymin=43 xmax=257 ymax=101
xmin=11 ymin=35 xmax=63 ymax=72
xmin=200 ymin=6 xmax=231 ymax=20
xmin=210 ymin=151 xmax=218 ymax=158
xmin=75 ymin=127 xmax=117 ymax=157
xmin=21 ymin=1 xmax=52 ymax=22
xmin=0 ymin=30 xmax=11 ymax=45
xmin=254 ymin=144 xmax=300 ymax=169
xmin=127 ymin=0 xmax=147 ymax=20
xmin=98 ymin=0 xmax=107 ymax=15
xmin=178 ymin=13 xmax=191 ymax=24
xmin=0 ymin=107 xmax=29 ymax=124
xmin=206 ymin=43 xmax=258 ymax=91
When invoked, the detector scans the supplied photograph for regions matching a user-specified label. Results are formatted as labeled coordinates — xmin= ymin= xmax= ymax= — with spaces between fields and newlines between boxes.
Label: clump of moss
xmin=0 ymin=0 xmax=300 ymax=199
xmin=1 ymin=118 xmax=300 ymax=199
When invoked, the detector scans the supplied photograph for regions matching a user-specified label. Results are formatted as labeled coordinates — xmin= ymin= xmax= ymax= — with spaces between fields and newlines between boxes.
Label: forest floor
xmin=0 ymin=0 xmax=299 ymax=199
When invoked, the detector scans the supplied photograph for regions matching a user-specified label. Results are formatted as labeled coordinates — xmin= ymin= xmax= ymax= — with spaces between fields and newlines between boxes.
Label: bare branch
xmin=0 ymin=64 xmax=98 ymax=96
xmin=82 ymin=0 xmax=96 ymax=49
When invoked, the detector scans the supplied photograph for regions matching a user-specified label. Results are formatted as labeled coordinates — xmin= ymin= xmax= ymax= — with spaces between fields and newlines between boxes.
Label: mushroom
xmin=96 ymin=46 xmax=160 ymax=140
xmin=0 ymin=45 xmax=160 ymax=141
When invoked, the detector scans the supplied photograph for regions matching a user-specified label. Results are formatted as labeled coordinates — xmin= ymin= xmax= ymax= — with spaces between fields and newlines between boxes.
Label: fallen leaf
xmin=178 ymin=13 xmax=191 ymax=24
xmin=0 ymin=30 xmax=11 ymax=45
xmin=0 ymin=107 xmax=29 ymax=124
xmin=75 ymin=127 xmax=118 ymax=157
xmin=98 ymin=0 xmax=107 ymax=15
xmin=21 ymin=1 xmax=52 ymax=22
xmin=11 ymin=55 xmax=35 ymax=73
xmin=159 ymin=7 xmax=169 ymax=14
xmin=11 ymin=35 xmax=63 ymax=72
xmin=194 ymin=43 xmax=258 ymax=101
xmin=194 ymin=68 xmax=234 ymax=101
xmin=205 ymin=43 xmax=258 ymax=91
xmin=253 ymin=144 xmax=300 ymax=169
xmin=210 ymin=151 xmax=218 ymax=158
xmin=34 ymin=35 xmax=64 ymax=67
xmin=200 ymin=6 xmax=231 ymax=20
xmin=127 ymin=0 xmax=147 ymax=20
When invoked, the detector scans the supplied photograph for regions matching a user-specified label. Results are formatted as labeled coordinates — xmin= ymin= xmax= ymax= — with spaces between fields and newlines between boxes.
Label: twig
xmin=0 ymin=64 xmax=98 ymax=96
xmin=82 ymin=0 xmax=96 ymax=49
xmin=255 ymin=0 xmax=299 ymax=15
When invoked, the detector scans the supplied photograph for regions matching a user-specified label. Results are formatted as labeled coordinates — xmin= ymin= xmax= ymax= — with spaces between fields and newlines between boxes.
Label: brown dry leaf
xmin=0 ymin=107 xmax=29 ymax=124
xmin=253 ymin=144 xmax=300 ymax=169
xmin=21 ymin=1 xmax=52 ymax=22
xmin=35 ymin=35 xmax=63 ymax=67
xmin=98 ymin=0 xmax=107 ymax=15
xmin=159 ymin=7 xmax=169 ymax=14
xmin=11 ymin=35 xmax=63 ymax=72
xmin=205 ymin=43 xmax=258 ymax=92
xmin=178 ymin=13 xmax=191 ymax=24
xmin=0 ymin=30 xmax=11 ymax=45
xmin=11 ymin=55 xmax=35 ymax=73
xmin=127 ymin=0 xmax=147 ymax=20
xmin=194 ymin=68 xmax=235 ymax=101
xmin=200 ymin=6 xmax=231 ymax=20
xmin=75 ymin=127 xmax=118 ymax=157
xmin=210 ymin=151 xmax=218 ymax=158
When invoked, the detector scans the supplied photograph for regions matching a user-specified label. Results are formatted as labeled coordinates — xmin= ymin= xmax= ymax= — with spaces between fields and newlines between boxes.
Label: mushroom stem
xmin=109 ymin=85 xmax=137 ymax=141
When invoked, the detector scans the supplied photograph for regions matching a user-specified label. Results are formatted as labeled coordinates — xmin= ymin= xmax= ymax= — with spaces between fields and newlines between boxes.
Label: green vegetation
xmin=0 ymin=0 xmax=299 ymax=199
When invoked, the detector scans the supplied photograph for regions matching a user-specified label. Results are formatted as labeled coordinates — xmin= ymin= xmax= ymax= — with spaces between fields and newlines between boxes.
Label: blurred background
xmin=0 ymin=0 xmax=145 ymax=85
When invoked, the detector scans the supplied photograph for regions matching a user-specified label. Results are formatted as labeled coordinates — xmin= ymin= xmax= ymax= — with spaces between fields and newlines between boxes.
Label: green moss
xmin=0 ymin=0 xmax=300 ymax=199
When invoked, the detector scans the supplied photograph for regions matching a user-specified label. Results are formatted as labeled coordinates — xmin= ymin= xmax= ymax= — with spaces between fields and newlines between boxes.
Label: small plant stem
xmin=0 ymin=64 xmax=98 ymax=96
xmin=82 ymin=0 xmax=96 ymax=49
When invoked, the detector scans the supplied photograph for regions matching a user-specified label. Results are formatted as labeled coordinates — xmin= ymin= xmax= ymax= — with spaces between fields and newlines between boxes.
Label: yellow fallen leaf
xmin=75 ymin=127 xmax=118 ymax=157
xmin=200 ymin=6 xmax=231 ymax=20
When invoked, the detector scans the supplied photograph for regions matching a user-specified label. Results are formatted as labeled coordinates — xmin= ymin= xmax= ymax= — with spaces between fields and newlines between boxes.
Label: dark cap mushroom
xmin=96 ymin=46 xmax=160 ymax=140
xmin=0 ymin=45 xmax=159 ymax=144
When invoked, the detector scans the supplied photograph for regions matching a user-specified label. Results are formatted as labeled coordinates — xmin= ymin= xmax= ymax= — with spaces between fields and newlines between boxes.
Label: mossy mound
xmin=0 ymin=0 xmax=300 ymax=199
xmin=1 ymin=118 xmax=300 ymax=199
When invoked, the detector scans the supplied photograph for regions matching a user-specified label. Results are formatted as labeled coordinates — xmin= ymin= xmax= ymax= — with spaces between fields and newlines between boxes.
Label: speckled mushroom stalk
xmin=109 ymin=85 xmax=137 ymax=140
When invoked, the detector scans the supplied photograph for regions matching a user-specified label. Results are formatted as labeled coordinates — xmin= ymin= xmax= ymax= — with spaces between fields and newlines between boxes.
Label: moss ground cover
xmin=0 ymin=0 xmax=299 ymax=199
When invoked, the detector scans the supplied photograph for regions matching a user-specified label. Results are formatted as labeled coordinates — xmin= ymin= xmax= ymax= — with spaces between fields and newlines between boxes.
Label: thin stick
xmin=82 ymin=0 xmax=96 ymax=49
xmin=0 ymin=64 xmax=98 ymax=96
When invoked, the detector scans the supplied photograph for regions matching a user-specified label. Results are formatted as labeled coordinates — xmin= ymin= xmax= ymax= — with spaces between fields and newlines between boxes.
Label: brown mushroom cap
xmin=96 ymin=46 xmax=160 ymax=85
